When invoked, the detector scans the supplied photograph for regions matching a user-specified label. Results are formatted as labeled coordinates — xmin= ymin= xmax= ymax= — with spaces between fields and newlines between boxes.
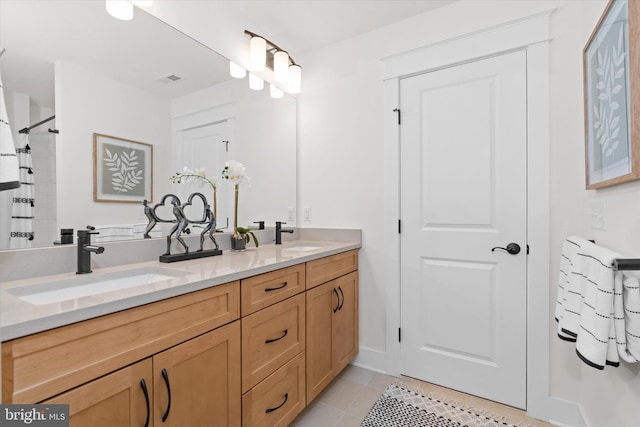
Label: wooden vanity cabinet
xmin=2 ymin=248 xmax=359 ymax=427
xmin=3 ymin=282 xmax=241 ymax=427
xmin=44 ymin=359 xmax=153 ymax=427
xmin=305 ymin=251 xmax=359 ymax=403
xmin=43 ymin=322 xmax=241 ymax=427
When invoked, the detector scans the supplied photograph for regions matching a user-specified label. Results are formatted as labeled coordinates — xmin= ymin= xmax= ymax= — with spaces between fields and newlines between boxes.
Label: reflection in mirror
xmin=0 ymin=0 xmax=296 ymax=250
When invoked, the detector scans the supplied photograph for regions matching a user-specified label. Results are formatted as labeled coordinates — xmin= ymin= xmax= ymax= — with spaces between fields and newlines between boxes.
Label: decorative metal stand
xmin=143 ymin=193 xmax=222 ymax=263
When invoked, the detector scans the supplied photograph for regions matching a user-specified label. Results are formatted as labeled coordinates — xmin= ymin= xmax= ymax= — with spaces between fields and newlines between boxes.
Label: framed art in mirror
xmin=94 ymin=133 xmax=153 ymax=203
xmin=584 ymin=0 xmax=640 ymax=189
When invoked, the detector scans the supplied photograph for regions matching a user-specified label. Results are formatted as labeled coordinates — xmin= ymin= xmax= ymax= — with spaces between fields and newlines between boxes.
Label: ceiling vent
xmin=156 ymin=74 xmax=183 ymax=84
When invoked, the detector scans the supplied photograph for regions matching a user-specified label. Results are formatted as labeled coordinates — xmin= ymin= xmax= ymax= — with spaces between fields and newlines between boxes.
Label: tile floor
xmin=290 ymin=365 xmax=555 ymax=427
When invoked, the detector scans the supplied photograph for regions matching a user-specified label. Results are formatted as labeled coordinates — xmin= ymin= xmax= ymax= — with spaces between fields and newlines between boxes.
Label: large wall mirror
xmin=0 ymin=0 xmax=296 ymax=250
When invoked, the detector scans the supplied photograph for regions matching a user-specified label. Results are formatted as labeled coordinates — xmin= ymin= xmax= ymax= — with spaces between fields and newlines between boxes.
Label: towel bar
xmin=613 ymin=259 xmax=640 ymax=271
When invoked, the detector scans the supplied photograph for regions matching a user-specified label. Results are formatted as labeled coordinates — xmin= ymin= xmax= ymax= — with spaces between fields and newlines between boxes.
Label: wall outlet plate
xmin=304 ymin=207 xmax=312 ymax=222
xmin=288 ymin=207 xmax=295 ymax=222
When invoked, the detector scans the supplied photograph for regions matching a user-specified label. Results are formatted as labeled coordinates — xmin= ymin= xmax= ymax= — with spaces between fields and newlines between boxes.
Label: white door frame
xmin=382 ymin=10 xmax=553 ymax=420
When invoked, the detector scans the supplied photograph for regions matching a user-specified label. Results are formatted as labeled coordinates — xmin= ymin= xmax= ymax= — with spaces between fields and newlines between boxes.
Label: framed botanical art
xmin=93 ymin=133 xmax=153 ymax=203
xmin=584 ymin=0 xmax=640 ymax=189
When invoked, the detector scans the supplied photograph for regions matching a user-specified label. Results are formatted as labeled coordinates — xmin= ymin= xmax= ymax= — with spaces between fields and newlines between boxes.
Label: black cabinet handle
xmin=161 ymin=368 xmax=171 ymax=422
xmin=265 ymin=281 xmax=288 ymax=292
xmin=140 ymin=379 xmax=150 ymax=427
xmin=337 ymin=286 xmax=345 ymax=311
xmin=265 ymin=393 xmax=289 ymax=414
xmin=265 ymin=329 xmax=288 ymax=344
xmin=333 ymin=288 xmax=340 ymax=313
xmin=491 ymin=243 xmax=521 ymax=255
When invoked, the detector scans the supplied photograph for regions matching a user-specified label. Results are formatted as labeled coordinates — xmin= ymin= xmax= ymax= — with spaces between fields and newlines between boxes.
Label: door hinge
xmin=224 ymin=140 xmax=229 ymax=152
xmin=393 ymin=108 xmax=401 ymax=125
xmin=398 ymin=220 xmax=401 ymax=234
xmin=398 ymin=327 xmax=401 ymax=342
xmin=527 ymin=244 xmax=530 ymax=255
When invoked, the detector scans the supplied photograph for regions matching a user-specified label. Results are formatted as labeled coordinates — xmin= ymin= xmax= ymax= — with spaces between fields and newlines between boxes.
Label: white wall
xmin=55 ymin=61 xmax=172 ymax=232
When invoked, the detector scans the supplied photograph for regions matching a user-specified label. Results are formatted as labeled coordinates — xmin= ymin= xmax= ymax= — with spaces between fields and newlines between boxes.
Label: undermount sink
xmin=8 ymin=267 xmax=191 ymax=306
xmin=282 ymin=245 xmax=322 ymax=252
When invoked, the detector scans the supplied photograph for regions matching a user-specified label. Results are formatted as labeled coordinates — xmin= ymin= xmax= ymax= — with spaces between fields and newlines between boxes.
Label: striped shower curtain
xmin=9 ymin=133 xmax=35 ymax=248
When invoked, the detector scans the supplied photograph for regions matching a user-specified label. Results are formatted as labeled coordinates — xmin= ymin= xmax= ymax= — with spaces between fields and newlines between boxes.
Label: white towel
xmin=93 ymin=224 xmax=134 ymax=242
xmin=614 ymin=271 xmax=640 ymax=363
xmin=574 ymin=243 xmax=621 ymax=369
xmin=555 ymin=236 xmax=595 ymax=341
xmin=0 ymin=69 xmax=20 ymax=191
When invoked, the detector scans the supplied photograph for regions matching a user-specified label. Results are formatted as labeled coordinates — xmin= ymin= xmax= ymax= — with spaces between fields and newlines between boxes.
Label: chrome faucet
xmin=275 ymin=221 xmax=294 ymax=245
xmin=77 ymin=229 xmax=104 ymax=274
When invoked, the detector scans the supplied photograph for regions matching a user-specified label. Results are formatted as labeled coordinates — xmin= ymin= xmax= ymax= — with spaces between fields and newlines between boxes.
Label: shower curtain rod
xmin=19 ymin=115 xmax=56 ymax=134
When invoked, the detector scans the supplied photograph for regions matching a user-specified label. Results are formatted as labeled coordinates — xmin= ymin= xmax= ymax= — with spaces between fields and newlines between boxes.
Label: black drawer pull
xmin=161 ymin=368 xmax=171 ymax=422
xmin=265 ymin=329 xmax=288 ymax=344
xmin=265 ymin=393 xmax=289 ymax=414
xmin=265 ymin=281 xmax=288 ymax=292
xmin=337 ymin=286 xmax=345 ymax=311
xmin=333 ymin=288 xmax=340 ymax=313
xmin=140 ymin=379 xmax=150 ymax=427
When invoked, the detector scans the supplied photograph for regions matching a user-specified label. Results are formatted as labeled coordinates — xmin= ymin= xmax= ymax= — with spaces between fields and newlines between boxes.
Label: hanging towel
xmin=9 ymin=133 xmax=35 ymax=248
xmin=93 ymin=224 xmax=135 ymax=242
xmin=555 ymin=236 xmax=595 ymax=341
xmin=614 ymin=271 xmax=640 ymax=363
xmin=0 ymin=70 xmax=20 ymax=191
xmin=574 ymin=243 xmax=621 ymax=369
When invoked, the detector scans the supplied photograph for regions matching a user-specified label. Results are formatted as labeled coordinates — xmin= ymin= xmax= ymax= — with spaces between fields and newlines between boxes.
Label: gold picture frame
xmin=584 ymin=0 xmax=640 ymax=189
xmin=93 ymin=133 xmax=153 ymax=203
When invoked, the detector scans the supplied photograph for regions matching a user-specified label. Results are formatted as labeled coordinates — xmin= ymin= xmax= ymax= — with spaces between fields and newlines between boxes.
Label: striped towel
xmin=614 ymin=272 xmax=640 ymax=363
xmin=555 ymin=236 xmax=594 ymax=341
xmin=93 ymin=224 xmax=134 ymax=242
xmin=574 ymin=243 xmax=620 ymax=369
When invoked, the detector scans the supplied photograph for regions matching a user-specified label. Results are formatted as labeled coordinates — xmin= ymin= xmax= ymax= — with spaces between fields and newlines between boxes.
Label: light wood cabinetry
xmin=43 ymin=323 xmax=241 ymax=427
xmin=241 ymin=352 xmax=306 ymax=427
xmin=2 ymin=248 xmax=359 ymax=426
xmin=44 ymin=359 xmax=153 ymax=427
xmin=306 ymin=270 xmax=359 ymax=403
xmin=241 ymin=293 xmax=305 ymax=392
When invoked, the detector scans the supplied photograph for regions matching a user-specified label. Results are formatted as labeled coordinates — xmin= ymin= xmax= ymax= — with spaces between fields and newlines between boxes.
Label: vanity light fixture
xmin=106 ymin=1 xmax=153 ymax=21
xmin=105 ymin=0 xmax=133 ymax=20
xmin=270 ymin=84 xmax=284 ymax=99
xmin=249 ymin=73 xmax=264 ymax=91
xmin=229 ymin=61 xmax=247 ymax=79
xmin=232 ymin=30 xmax=301 ymax=97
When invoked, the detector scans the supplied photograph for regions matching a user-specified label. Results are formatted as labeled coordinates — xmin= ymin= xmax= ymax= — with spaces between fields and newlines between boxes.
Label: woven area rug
xmin=361 ymin=383 xmax=524 ymax=427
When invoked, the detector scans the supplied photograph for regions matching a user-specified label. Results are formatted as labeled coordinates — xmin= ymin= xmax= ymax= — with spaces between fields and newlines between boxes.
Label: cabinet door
xmin=43 ymin=359 xmax=153 ymax=427
xmin=305 ymin=280 xmax=338 ymax=403
xmin=153 ymin=321 xmax=241 ymax=427
xmin=306 ymin=272 xmax=359 ymax=403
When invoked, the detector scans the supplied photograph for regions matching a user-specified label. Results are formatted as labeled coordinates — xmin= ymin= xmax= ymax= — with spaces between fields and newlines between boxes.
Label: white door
xmin=399 ymin=50 xmax=527 ymax=409
xmin=181 ymin=121 xmax=232 ymax=230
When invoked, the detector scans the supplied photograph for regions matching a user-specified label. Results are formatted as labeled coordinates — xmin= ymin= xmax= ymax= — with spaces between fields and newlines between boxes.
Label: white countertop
xmin=1 ymin=240 xmax=360 ymax=341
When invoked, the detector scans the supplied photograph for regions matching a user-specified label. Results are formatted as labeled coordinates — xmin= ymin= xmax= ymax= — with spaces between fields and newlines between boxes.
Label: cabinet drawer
xmin=242 ymin=352 xmax=305 ymax=427
xmin=241 ymin=264 xmax=305 ymax=316
xmin=241 ymin=293 xmax=305 ymax=392
xmin=2 ymin=282 xmax=240 ymax=404
xmin=306 ymin=250 xmax=358 ymax=289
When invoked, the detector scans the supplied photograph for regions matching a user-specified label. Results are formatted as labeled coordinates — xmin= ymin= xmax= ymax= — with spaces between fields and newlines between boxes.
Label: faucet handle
xmin=253 ymin=221 xmax=265 ymax=230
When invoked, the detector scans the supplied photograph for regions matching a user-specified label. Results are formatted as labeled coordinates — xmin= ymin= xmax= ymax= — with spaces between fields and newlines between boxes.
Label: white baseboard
xmin=548 ymin=396 xmax=591 ymax=427
xmin=351 ymin=346 xmax=387 ymax=374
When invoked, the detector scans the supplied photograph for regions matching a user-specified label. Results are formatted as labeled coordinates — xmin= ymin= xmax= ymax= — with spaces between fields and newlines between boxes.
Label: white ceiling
xmin=0 ymin=1 xmax=455 ymax=110
xmin=218 ymin=1 xmax=455 ymax=55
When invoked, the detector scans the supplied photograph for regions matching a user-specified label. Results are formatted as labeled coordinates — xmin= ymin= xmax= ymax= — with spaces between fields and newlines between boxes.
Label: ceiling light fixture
xmin=105 ymin=0 xmax=133 ymax=20
xmin=230 ymin=30 xmax=302 ymax=97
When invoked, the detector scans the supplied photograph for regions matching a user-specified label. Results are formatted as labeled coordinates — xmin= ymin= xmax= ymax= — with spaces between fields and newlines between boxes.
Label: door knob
xmin=491 ymin=243 xmax=521 ymax=255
